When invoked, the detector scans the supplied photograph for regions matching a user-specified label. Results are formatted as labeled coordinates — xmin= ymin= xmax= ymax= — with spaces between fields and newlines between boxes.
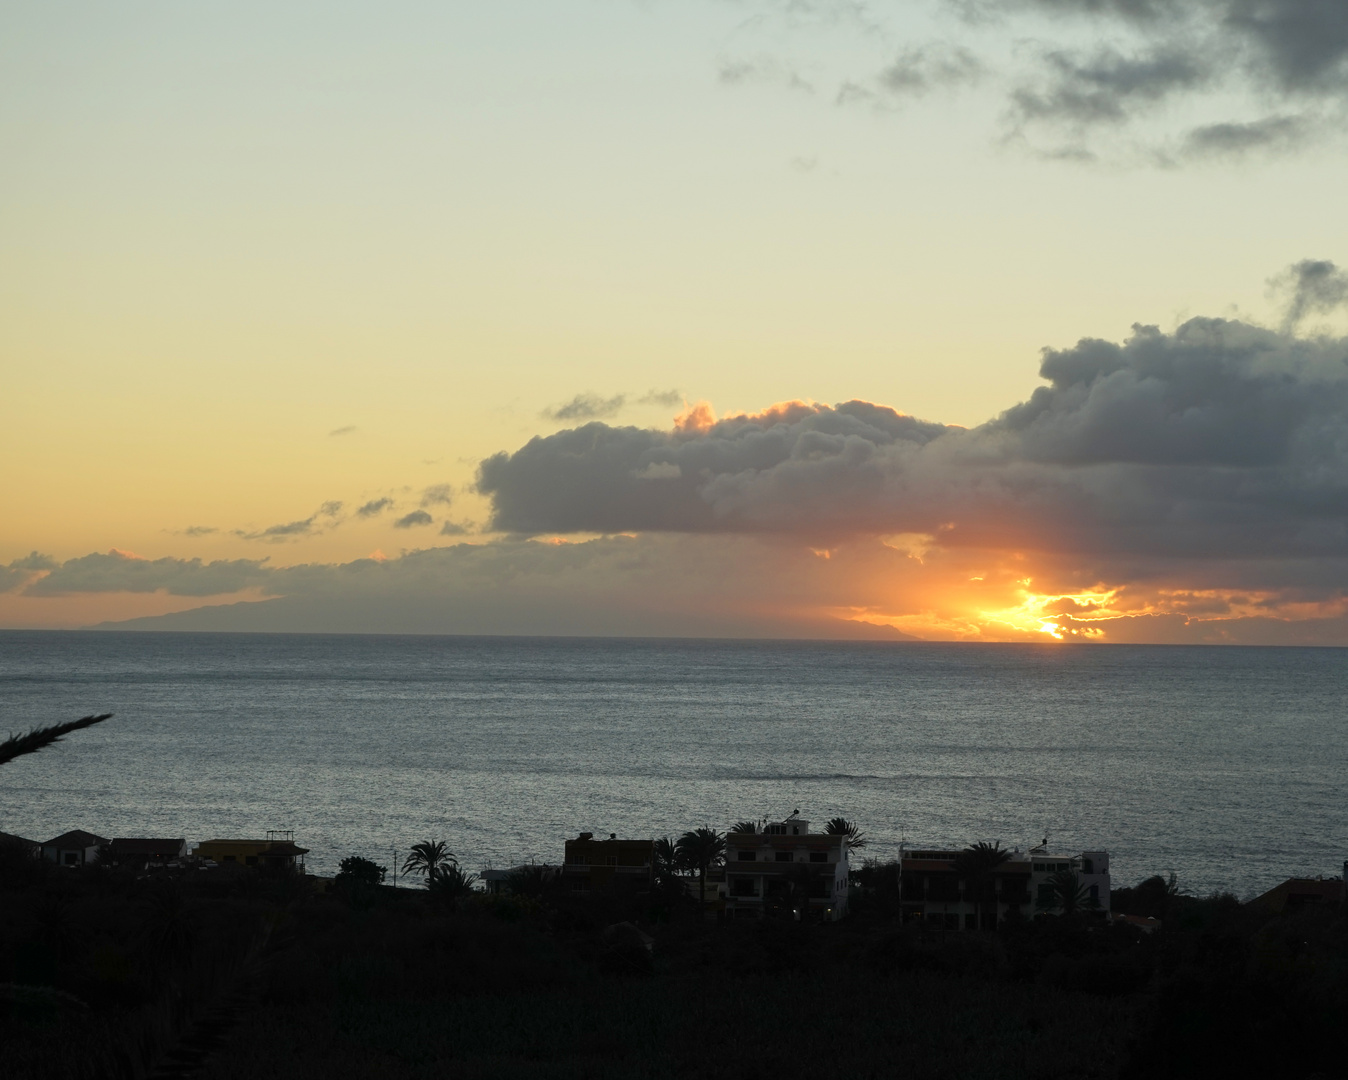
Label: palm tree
xmin=1037 ymin=869 xmax=1099 ymax=916
xmin=402 ymin=839 xmax=456 ymax=882
xmin=729 ymin=821 xmax=760 ymax=835
xmin=953 ymin=841 xmax=1011 ymax=930
xmin=675 ymin=827 xmax=726 ymax=909
xmin=653 ymin=837 xmax=680 ymax=888
xmin=823 ymin=817 xmax=867 ymax=852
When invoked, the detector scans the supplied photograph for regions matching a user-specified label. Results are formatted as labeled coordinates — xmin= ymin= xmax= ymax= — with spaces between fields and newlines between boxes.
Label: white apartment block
xmin=723 ymin=814 xmax=851 ymax=922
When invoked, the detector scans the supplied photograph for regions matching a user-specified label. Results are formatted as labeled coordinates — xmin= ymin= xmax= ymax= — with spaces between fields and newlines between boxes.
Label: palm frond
xmin=0 ymin=713 xmax=113 ymax=766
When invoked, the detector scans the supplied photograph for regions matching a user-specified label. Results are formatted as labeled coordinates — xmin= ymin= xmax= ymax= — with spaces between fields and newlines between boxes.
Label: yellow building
xmin=193 ymin=831 xmax=308 ymax=871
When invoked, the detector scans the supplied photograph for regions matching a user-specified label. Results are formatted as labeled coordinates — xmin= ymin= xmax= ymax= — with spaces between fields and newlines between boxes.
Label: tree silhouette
xmin=729 ymin=821 xmax=760 ymax=835
xmin=675 ymin=828 xmax=726 ymax=909
xmin=336 ymin=856 xmax=387 ymax=886
xmin=652 ymin=837 xmax=680 ymax=888
xmin=402 ymin=840 xmax=456 ymax=881
xmin=954 ymin=841 xmax=1011 ymax=930
xmin=427 ymin=863 xmax=477 ymax=901
xmin=823 ymin=817 xmax=867 ymax=852
xmin=1 ymin=713 xmax=113 ymax=766
xmin=1037 ymin=869 xmax=1099 ymax=916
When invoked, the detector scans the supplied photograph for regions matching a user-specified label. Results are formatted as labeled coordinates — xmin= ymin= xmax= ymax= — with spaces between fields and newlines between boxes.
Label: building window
xmin=64 ymin=852 xmax=78 ymax=866
xmin=1082 ymin=858 xmax=1094 ymax=874
xmin=775 ymin=851 xmax=793 ymax=862
xmin=245 ymin=856 xmax=258 ymax=866
xmin=223 ymin=855 xmax=236 ymax=863
xmin=731 ymin=878 xmax=757 ymax=897
xmin=809 ymin=852 xmax=828 ymax=863
xmin=737 ymin=850 xmax=756 ymax=861
xmin=964 ymin=914 xmax=978 ymax=930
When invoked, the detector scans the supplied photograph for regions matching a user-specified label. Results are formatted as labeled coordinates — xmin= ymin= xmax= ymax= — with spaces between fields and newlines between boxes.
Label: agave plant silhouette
xmin=402 ymin=840 xmax=456 ymax=881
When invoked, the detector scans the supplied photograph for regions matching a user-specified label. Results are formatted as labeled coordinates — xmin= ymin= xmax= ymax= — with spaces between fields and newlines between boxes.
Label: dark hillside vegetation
xmin=2 ymin=847 xmax=1345 ymax=1079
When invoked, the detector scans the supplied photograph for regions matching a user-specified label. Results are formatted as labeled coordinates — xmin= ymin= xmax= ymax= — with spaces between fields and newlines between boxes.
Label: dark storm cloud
xmin=477 ymin=308 xmax=1348 ymax=567
xmin=26 ymin=551 xmax=271 ymax=596
xmin=542 ymin=393 xmax=627 ymax=423
xmin=357 ymin=498 xmax=394 ymax=518
xmin=393 ymin=510 xmax=434 ymax=529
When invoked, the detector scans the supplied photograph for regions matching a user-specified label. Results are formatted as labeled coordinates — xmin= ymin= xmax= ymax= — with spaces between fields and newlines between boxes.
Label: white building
xmin=896 ymin=844 xmax=1110 ymax=928
xmin=723 ymin=814 xmax=851 ymax=922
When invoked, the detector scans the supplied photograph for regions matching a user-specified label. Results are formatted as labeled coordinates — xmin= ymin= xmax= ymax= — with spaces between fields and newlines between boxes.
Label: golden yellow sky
xmin=5 ymin=2 xmax=1348 ymax=640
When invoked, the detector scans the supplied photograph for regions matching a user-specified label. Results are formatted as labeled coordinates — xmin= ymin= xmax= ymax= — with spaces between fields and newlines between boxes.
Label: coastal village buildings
xmin=898 ymin=844 xmax=1111 ymax=927
xmin=1248 ymin=866 xmax=1348 ymax=914
xmin=724 ymin=814 xmax=851 ymax=922
xmin=41 ymin=829 xmax=108 ymax=867
xmin=193 ymin=831 xmax=309 ymax=871
xmin=562 ymin=833 xmax=654 ymax=893
xmin=108 ymin=838 xmax=188 ymax=868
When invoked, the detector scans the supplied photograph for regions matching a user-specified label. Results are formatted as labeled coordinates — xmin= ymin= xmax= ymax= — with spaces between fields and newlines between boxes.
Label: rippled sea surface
xmin=2 ymin=631 xmax=1345 ymax=897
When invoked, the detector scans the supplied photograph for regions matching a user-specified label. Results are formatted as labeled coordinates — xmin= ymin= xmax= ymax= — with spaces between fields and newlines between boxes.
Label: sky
xmin=4 ymin=0 xmax=1348 ymax=642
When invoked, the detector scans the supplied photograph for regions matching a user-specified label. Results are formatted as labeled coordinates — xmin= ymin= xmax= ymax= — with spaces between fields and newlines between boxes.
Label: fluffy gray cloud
xmin=394 ymin=510 xmax=434 ymax=529
xmin=1 ymin=552 xmax=58 ymax=593
xmin=479 ymin=400 xmax=953 ymax=535
xmin=1010 ymin=46 xmax=1208 ymax=127
xmin=543 ymin=394 xmax=627 ymax=423
xmin=183 ymin=525 xmax=218 ymax=537
xmin=739 ymin=0 xmax=1348 ymax=161
xmin=26 ymin=551 xmax=271 ymax=597
xmin=1272 ymin=258 xmax=1348 ymax=331
xmin=357 ymin=498 xmax=394 ymax=518
xmin=478 ymin=308 xmax=1348 ymax=567
xmin=639 ymin=389 xmax=684 ymax=408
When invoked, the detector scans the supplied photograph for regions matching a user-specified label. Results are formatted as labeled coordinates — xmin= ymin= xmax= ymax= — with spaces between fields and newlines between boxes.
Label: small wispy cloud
xmin=394 ymin=510 xmax=434 ymax=529
xmin=543 ymin=393 xmax=627 ymax=422
xmin=420 ymin=484 xmax=454 ymax=507
xmin=329 ymin=425 xmax=357 ymax=437
xmin=357 ymin=498 xmax=394 ymax=519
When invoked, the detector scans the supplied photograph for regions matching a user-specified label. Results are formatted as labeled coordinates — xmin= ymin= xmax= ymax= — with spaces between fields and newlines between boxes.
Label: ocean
xmin=1 ymin=630 xmax=1344 ymax=899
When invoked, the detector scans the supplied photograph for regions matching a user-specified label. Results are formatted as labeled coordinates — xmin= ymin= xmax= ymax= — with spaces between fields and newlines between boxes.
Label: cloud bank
xmin=9 ymin=279 xmax=1348 ymax=643
xmin=480 ymin=315 xmax=1348 ymax=562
